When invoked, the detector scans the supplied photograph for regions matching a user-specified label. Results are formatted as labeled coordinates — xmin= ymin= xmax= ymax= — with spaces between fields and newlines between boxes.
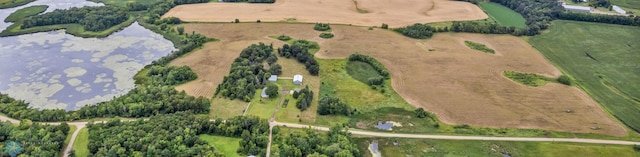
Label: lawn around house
xmin=528 ymin=20 xmax=640 ymax=132
xmin=72 ymin=127 xmax=90 ymax=157
xmin=478 ymin=2 xmax=527 ymax=28
xmin=198 ymin=134 xmax=242 ymax=157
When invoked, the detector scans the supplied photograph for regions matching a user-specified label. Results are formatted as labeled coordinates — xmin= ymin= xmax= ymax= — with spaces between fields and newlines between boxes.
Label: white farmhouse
xmin=293 ymin=74 xmax=303 ymax=85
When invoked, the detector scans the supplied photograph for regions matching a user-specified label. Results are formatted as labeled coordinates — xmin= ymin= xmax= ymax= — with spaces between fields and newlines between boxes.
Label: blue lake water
xmin=0 ymin=0 xmax=174 ymax=110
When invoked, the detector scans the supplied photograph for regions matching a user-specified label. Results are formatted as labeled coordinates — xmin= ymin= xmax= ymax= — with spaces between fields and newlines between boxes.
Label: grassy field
xmin=72 ymin=128 xmax=90 ymax=157
xmin=346 ymin=61 xmax=383 ymax=85
xmin=354 ymin=138 xmax=639 ymax=157
xmin=503 ymin=71 xmax=556 ymax=87
xmin=478 ymin=2 xmax=526 ymax=28
xmin=528 ymin=20 xmax=640 ymax=132
xmin=0 ymin=0 xmax=35 ymax=9
xmin=610 ymin=0 xmax=640 ymax=10
xmin=464 ymin=40 xmax=495 ymax=54
xmin=3 ymin=5 xmax=47 ymax=22
xmin=0 ymin=15 xmax=137 ymax=38
xmin=209 ymin=96 xmax=247 ymax=119
xmin=199 ymin=134 xmax=242 ymax=157
xmin=245 ymin=88 xmax=279 ymax=119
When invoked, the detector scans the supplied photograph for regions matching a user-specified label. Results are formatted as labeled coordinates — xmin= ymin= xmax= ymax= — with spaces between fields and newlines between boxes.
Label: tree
xmin=269 ymin=63 xmax=282 ymax=75
xmin=235 ymin=18 xmax=240 ymax=23
xmin=415 ymin=108 xmax=429 ymax=118
xmin=381 ymin=23 xmax=388 ymax=29
xmin=177 ymin=26 xmax=185 ymax=35
xmin=266 ymin=84 xmax=279 ymax=98
xmin=557 ymin=75 xmax=571 ymax=86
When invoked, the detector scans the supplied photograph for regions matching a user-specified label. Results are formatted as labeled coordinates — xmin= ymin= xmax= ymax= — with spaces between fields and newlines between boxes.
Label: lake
xmin=0 ymin=0 xmax=175 ymax=110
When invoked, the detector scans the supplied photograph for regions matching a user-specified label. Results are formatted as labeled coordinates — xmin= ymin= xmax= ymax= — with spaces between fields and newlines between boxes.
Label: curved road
xmin=3 ymin=114 xmax=640 ymax=157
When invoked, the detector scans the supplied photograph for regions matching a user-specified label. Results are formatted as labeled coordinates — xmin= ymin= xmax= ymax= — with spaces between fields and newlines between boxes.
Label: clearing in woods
xmin=529 ymin=20 xmax=640 ymax=133
xmin=171 ymin=23 xmax=625 ymax=136
xmin=162 ymin=0 xmax=488 ymax=27
xmin=169 ymin=23 xmax=321 ymax=122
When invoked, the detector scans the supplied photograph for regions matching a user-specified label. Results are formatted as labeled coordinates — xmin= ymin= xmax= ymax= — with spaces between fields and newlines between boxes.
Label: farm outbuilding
xmin=268 ymin=75 xmax=278 ymax=82
xmin=293 ymin=74 xmax=303 ymax=85
xmin=612 ymin=5 xmax=626 ymax=14
xmin=562 ymin=5 xmax=591 ymax=13
xmin=376 ymin=122 xmax=393 ymax=130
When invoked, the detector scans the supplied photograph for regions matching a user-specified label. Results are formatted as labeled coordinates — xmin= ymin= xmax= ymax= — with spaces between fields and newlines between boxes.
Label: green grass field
xmin=72 ymin=128 xmax=90 ymax=157
xmin=3 ymin=5 xmax=47 ymax=22
xmin=199 ymin=134 xmax=242 ymax=157
xmin=478 ymin=2 xmax=526 ymax=28
xmin=346 ymin=61 xmax=383 ymax=85
xmin=503 ymin=71 xmax=556 ymax=87
xmin=464 ymin=40 xmax=495 ymax=54
xmin=245 ymin=88 xmax=279 ymax=119
xmin=0 ymin=0 xmax=35 ymax=9
xmin=610 ymin=0 xmax=640 ymax=10
xmin=529 ymin=20 xmax=640 ymax=132
xmin=354 ymin=138 xmax=639 ymax=157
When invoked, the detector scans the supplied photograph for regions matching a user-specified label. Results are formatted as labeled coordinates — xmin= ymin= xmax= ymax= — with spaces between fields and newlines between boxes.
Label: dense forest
xmin=215 ymin=43 xmax=276 ymax=101
xmin=317 ymin=96 xmax=352 ymax=116
xmin=21 ymin=6 xmax=128 ymax=32
xmin=277 ymin=40 xmax=320 ymax=75
xmin=0 ymin=121 xmax=70 ymax=156
xmin=293 ymin=85 xmax=314 ymax=111
xmin=271 ymin=125 xmax=361 ymax=157
xmin=145 ymin=65 xmax=198 ymax=85
xmin=86 ymin=112 xmax=270 ymax=156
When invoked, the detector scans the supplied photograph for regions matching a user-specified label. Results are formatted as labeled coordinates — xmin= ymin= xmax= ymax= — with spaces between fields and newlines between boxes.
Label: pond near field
xmin=0 ymin=0 xmax=175 ymax=110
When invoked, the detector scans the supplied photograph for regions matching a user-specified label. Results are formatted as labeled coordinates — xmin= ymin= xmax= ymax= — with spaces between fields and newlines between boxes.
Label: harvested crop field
xmin=171 ymin=23 xmax=625 ymax=136
xmin=162 ymin=0 xmax=487 ymax=27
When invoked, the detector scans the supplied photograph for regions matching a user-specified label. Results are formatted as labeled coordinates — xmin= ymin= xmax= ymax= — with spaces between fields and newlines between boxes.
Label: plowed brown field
xmin=171 ymin=23 xmax=626 ymax=136
xmin=162 ymin=0 xmax=487 ymax=27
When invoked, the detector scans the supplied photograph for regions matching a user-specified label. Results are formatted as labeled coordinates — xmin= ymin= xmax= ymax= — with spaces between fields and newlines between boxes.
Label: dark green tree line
xmin=347 ymin=53 xmax=389 ymax=79
xmin=277 ymin=40 xmax=320 ymax=75
xmin=21 ymin=6 xmax=128 ymax=32
xmin=271 ymin=125 xmax=361 ymax=157
xmin=0 ymin=121 xmax=70 ymax=156
xmin=318 ymin=96 xmax=351 ymax=116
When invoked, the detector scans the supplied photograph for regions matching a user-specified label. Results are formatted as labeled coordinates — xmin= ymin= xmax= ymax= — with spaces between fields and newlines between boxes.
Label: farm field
xmin=478 ymin=2 xmax=526 ymax=28
xmin=528 ymin=20 xmax=640 ymax=132
xmin=199 ymin=135 xmax=242 ymax=157
xmin=610 ymin=0 xmax=640 ymax=10
xmin=316 ymin=25 xmax=626 ymax=136
xmin=172 ymin=23 xmax=625 ymax=136
xmin=162 ymin=0 xmax=488 ymax=27
xmin=354 ymin=138 xmax=639 ymax=157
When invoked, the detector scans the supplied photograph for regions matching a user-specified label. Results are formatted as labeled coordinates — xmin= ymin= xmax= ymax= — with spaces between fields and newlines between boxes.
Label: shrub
xmin=367 ymin=76 xmax=384 ymax=85
xmin=394 ymin=23 xmax=436 ymax=39
xmin=257 ymin=19 xmax=261 ymax=23
xmin=235 ymin=18 xmax=240 ymax=23
xmin=277 ymin=35 xmax=291 ymax=41
xmin=634 ymin=145 xmax=640 ymax=151
xmin=381 ymin=23 xmax=388 ymax=29
xmin=314 ymin=23 xmax=331 ymax=31
xmin=319 ymin=33 xmax=334 ymax=39
xmin=415 ymin=108 xmax=429 ymax=118
xmin=557 ymin=75 xmax=571 ymax=86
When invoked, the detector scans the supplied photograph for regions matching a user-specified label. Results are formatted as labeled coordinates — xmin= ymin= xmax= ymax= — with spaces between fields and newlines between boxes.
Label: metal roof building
xmin=562 ymin=5 xmax=591 ymax=13
xmin=613 ymin=5 xmax=626 ymax=14
xmin=268 ymin=75 xmax=278 ymax=82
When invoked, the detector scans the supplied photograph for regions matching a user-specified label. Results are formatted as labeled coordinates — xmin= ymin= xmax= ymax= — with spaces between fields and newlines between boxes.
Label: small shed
xmin=261 ymin=87 xmax=269 ymax=98
xmin=293 ymin=74 xmax=303 ymax=85
xmin=376 ymin=121 xmax=393 ymax=131
xmin=268 ymin=75 xmax=278 ymax=82
xmin=370 ymin=141 xmax=379 ymax=153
